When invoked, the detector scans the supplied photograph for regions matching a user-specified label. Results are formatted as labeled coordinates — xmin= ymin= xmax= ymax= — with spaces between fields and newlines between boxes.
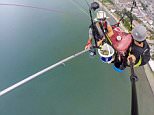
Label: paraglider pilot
xmin=85 ymin=11 xmax=113 ymax=49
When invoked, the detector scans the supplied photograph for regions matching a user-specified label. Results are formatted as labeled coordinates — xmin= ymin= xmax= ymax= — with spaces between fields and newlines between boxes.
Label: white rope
xmin=0 ymin=49 xmax=89 ymax=96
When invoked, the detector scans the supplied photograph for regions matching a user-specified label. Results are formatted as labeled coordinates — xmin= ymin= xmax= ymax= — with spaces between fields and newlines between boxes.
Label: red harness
xmin=110 ymin=27 xmax=132 ymax=55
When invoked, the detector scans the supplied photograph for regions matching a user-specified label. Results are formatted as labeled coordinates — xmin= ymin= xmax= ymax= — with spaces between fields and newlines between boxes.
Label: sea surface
xmin=0 ymin=0 xmax=138 ymax=115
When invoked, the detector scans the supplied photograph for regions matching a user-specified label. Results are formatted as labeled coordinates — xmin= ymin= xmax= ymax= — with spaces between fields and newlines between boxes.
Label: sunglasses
xmin=134 ymin=40 xmax=144 ymax=44
xmin=98 ymin=18 xmax=106 ymax=21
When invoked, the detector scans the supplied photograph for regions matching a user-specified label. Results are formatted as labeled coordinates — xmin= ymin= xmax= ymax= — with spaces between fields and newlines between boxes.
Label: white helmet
xmin=96 ymin=11 xmax=109 ymax=20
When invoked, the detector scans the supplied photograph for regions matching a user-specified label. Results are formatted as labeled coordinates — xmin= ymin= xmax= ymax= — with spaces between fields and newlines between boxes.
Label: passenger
xmin=127 ymin=25 xmax=150 ymax=67
xmin=113 ymin=25 xmax=150 ymax=72
xmin=85 ymin=11 xmax=113 ymax=50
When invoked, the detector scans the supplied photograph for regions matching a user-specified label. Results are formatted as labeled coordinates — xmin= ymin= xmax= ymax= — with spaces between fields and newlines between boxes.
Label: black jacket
xmin=130 ymin=40 xmax=150 ymax=66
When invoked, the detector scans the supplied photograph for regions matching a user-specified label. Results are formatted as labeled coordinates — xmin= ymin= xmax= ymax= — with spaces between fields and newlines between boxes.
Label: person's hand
xmin=97 ymin=37 xmax=105 ymax=46
xmin=85 ymin=43 xmax=92 ymax=50
xmin=127 ymin=54 xmax=136 ymax=65
xmin=85 ymin=39 xmax=92 ymax=50
xmin=97 ymin=40 xmax=103 ymax=46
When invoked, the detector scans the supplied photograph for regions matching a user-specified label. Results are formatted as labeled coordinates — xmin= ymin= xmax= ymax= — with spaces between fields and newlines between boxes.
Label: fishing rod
xmin=0 ymin=49 xmax=89 ymax=96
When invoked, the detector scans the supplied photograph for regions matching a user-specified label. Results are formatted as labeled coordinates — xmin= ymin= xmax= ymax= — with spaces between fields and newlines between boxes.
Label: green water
xmin=0 ymin=0 xmax=147 ymax=115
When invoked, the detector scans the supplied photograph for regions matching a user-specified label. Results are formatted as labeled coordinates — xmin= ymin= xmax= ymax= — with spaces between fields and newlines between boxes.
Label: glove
xmin=85 ymin=39 xmax=92 ymax=50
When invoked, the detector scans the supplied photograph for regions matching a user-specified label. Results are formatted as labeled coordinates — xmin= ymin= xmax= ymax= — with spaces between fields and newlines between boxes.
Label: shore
xmin=144 ymin=64 xmax=154 ymax=95
xmin=96 ymin=0 xmax=154 ymax=95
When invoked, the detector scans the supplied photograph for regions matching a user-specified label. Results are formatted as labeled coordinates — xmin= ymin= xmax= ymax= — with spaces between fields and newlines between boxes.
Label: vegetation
xmin=123 ymin=18 xmax=132 ymax=31
xmin=149 ymin=35 xmax=154 ymax=40
xmin=151 ymin=54 xmax=154 ymax=60
xmin=149 ymin=30 xmax=154 ymax=35
xmin=102 ymin=0 xmax=114 ymax=5
xmin=115 ymin=9 xmax=134 ymax=31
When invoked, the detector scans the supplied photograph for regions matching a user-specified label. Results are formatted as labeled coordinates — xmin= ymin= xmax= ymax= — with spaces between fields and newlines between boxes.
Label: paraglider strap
xmin=89 ymin=8 xmax=98 ymax=48
xmin=99 ymin=21 xmax=108 ymax=34
xmin=98 ymin=22 xmax=112 ymax=45
xmin=90 ymin=22 xmax=102 ymax=41
xmin=111 ymin=22 xmax=120 ymax=29
xmin=112 ymin=0 xmax=137 ymax=30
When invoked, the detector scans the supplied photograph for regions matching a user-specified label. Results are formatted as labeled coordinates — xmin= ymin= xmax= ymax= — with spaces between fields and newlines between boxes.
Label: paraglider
xmin=84 ymin=1 xmax=150 ymax=73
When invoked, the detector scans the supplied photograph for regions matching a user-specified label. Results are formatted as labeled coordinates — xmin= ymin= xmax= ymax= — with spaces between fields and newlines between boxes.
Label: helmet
xmin=132 ymin=25 xmax=147 ymax=42
xmin=96 ymin=11 xmax=109 ymax=20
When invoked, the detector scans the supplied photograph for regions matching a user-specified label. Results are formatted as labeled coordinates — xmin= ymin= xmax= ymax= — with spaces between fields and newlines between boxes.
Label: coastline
xmin=144 ymin=64 xmax=154 ymax=95
xmin=97 ymin=0 xmax=154 ymax=95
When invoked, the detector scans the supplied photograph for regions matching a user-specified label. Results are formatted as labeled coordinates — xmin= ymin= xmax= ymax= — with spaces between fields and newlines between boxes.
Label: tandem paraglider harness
xmin=89 ymin=21 xmax=108 ymax=41
xmin=89 ymin=0 xmax=138 ymax=72
xmin=88 ymin=1 xmax=139 ymax=115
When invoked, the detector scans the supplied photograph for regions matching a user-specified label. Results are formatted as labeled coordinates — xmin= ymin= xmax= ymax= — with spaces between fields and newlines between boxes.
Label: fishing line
xmin=73 ymin=0 xmax=89 ymax=13
xmin=84 ymin=0 xmax=96 ymax=17
xmin=69 ymin=0 xmax=89 ymax=17
xmin=0 ymin=3 xmax=69 ymax=15
xmin=84 ymin=0 xmax=90 ymax=8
